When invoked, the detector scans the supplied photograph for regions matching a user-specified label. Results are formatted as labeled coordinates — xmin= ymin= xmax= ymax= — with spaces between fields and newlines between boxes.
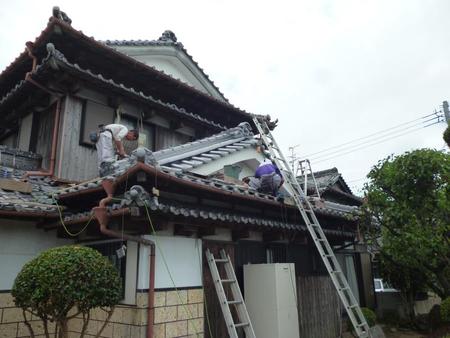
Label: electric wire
xmin=306 ymin=115 xmax=442 ymax=162
xmin=301 ymin=111 xmax=441 ymax=159
xmin=311 ymin=120 xmax=442 ymax=164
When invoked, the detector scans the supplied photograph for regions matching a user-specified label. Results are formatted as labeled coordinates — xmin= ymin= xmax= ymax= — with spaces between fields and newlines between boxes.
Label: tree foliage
xmin=442 ymin=297 xmax=450 ymax=323
xmin=444 ymin=126 xmax=450 ymax=148
xmin=12 ymin=245 xmax=121 ymax=338
xmin=362 ymin=149 xmax=450 ymax=302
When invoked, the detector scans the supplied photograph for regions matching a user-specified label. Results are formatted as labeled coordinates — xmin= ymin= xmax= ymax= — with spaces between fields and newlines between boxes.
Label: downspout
xmin=92 ymin=179 xmax=155 ymax=338
xmin=23 ymin=44 xmax=61 ymax=178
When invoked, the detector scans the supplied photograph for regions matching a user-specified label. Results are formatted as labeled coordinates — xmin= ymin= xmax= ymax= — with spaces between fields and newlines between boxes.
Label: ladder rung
xmin=214 ymin=258 xmax=228 ymax=263
xmin=234 ymin=322 xmax=249 ymax=328
xmin=228 ymin=300 xmax=243 ymax=305
xmin=221 ymin=279 xmax=236 ymax=284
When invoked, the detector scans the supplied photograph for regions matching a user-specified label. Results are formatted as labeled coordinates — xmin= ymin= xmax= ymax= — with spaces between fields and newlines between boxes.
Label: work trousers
xmin=96 ymin=132 xmax=115 ymax=177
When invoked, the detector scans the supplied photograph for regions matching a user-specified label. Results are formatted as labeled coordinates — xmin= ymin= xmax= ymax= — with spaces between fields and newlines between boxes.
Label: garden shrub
xmin=361 ymin=307 xmax=377 ymax=327
xmin=12 ymin=245 xmax=121 ymax=338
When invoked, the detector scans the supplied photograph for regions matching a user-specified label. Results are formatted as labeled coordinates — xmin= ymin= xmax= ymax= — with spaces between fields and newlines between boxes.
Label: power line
xmin=307 ymin=115 xmax=442 ymax=161
xmin=301 ymin=111 xmax=441 ymax=159
xmin=311 ymin=120 xmax=441 ymax=164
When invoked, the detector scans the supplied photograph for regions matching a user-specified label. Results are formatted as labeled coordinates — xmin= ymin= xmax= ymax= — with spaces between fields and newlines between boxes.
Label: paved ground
xmin=385 ymin=331 xmax=426 ymax=338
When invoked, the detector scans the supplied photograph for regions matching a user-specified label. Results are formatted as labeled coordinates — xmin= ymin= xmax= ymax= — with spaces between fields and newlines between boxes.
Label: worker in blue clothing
xmin=254 ymin=158 xmax=284 ymax=197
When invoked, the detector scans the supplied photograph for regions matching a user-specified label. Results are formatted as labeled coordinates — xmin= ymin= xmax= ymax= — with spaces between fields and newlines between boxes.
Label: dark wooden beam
xmin=232 ymin=229 xmax=250 ymax=241
xmin=198 ymin=226 xmax=216 ymax=238
xmin=263 ymin=231 xmax=285 ymax=242
xmin=174 ymin=224 xmax=197 ymax=237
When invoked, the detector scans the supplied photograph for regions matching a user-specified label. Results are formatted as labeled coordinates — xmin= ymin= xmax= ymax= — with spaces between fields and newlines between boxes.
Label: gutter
xmin=92 ymin=179 xmax=156 ymax=338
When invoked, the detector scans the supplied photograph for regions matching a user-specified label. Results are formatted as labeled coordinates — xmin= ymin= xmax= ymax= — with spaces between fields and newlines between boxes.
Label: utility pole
xmin=288 ymin=144 xmax=300 ymax=173
xmin=443 ymin=101 xmax=450 ymax=125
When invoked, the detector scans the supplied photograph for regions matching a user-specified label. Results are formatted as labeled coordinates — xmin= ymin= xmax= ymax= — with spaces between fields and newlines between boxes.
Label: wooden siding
xmin=155 ymin=126 xmax=191 ymax=150
xmin=18 ymin=113 xmax=33 ymax=151
xmin=297 ymin=275 xmax=341 ymax=338
xmin=35 ymin=106 xmax=55 ymax=170
xmin=57 ymin=96 xmax=98 ymax=181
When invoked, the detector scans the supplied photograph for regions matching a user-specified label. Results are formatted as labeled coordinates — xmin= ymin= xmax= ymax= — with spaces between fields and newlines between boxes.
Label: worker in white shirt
xmin=96 ymin=124 xmax=139 ymax=176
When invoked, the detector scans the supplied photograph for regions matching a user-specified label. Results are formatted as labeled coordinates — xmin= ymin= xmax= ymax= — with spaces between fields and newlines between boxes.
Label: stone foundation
xmin=0 ymin=288 xmax=204 ymax=338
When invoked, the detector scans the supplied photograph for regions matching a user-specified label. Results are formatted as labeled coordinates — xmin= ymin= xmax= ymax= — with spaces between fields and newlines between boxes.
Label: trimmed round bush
xmin=12 ymin=245 xmax=121 ymax=320
xmin=441 ymin=297 xmax=450 ymax=323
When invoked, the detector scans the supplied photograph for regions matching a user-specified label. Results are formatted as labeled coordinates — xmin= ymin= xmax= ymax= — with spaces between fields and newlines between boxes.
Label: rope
xmin=141 ymin=199 xmax=201 ymax=336
xmin=51 ymin=194 xmax=94 ymax=237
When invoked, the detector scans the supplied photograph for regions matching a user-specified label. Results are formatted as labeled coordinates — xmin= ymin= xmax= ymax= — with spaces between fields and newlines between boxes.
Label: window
xmin=79 ymin=100 xmax=115 ymax=146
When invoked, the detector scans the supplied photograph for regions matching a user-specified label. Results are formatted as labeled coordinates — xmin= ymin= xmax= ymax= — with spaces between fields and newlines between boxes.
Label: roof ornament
xmin=237 ymin=122 xmax=253 ymax=137
xmin=52 ymin=6 xmax=72 ymax=25
xmin=158 ymin=30 xmax=178 ymax=43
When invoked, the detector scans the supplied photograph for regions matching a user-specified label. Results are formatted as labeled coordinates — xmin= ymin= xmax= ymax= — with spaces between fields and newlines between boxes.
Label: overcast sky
xmin=1 ymin=0 xmax=448 ymax=194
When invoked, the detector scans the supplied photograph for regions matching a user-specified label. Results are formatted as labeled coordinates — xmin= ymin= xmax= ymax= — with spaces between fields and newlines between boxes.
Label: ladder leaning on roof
xmin=206 ymin=249 xmax=256 ymax=338
xmin=252 ymin=116 xmax=372 ymax=338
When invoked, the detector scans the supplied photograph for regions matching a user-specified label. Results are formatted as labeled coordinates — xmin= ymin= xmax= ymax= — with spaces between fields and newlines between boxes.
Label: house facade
xmin=0 ymin=8 xmax=373 ymax=338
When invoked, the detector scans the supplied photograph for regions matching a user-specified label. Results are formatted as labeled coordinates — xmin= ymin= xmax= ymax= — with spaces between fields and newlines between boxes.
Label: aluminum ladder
xmin=206 ymin=249 xmax=256 ymax=338
xmin=252 ymin=116 xmax=371 ymax=338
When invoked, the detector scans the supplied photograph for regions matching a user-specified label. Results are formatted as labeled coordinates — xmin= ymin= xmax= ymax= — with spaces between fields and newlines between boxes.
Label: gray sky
xmin=1 ymin=0 xmax=448 ymax=194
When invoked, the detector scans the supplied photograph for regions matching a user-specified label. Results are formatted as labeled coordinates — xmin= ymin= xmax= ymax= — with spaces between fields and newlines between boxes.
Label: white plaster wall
xmin=190 ymin=149 xmax=264 ymax=177
xmin=115 ymin=45 xmax=225 ymax=101
xmin=138 ymin=55 xmax=204 ymax=92
xmin=138 ymin=235 xmax=202 ymax=289
xmin=0 ymin=220 xmax=73 ymax=290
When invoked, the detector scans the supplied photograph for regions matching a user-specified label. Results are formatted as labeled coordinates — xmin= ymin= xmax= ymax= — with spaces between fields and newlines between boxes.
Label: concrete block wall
xmin=0 ymin=292 xmax=57 ymax=338
xmin=151 ymin=289 xmax=204 ymax=338
xmin=0 ymin=288 xmax=204 ymax=338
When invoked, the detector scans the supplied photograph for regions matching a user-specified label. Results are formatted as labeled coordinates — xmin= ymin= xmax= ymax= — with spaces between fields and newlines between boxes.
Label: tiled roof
xmin=104 ymin=30 xmax=228 ymax=102
xmin=0 ymin=16 xmax=260 ymax=130
xmin=0 ymin=166 xmax=61 ymax=214
xmin=59 ymin=192 xmax=355 ymax=238
xmin=0 ymin=44 xmax=227 ymax=132
xmin=53 ymin=146 xmax=359 ymax=221
xmin=153 ymin=122 xmax=257 ymax=172
xmin=297 ymin=167 xmax=352 ymax=194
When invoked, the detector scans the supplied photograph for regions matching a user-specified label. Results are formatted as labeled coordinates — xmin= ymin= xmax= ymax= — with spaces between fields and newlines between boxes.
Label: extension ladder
xmin=252 ymin=116 xmax=371 ymax=338
xmin=206 ymin=249 xmax=256 ymax=338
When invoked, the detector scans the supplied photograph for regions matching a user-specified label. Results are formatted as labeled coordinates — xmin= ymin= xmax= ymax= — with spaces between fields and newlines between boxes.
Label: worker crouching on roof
xmin=254 ymin=158 xmax=284 ymax=197
xmin=96 ymin=124 xmax=139 ymax=177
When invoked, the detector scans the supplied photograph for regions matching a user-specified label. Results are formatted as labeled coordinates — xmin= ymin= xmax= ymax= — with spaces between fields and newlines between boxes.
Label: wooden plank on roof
xmin=0 ymin=179 xmax=32 ymax=193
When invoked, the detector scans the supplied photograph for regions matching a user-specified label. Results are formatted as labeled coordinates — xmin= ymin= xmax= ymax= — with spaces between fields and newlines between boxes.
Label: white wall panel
xmin=138 ymin=236 xmax=202 ymax=289
xmin=0 ymin=220 xmax=73 ymax=290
